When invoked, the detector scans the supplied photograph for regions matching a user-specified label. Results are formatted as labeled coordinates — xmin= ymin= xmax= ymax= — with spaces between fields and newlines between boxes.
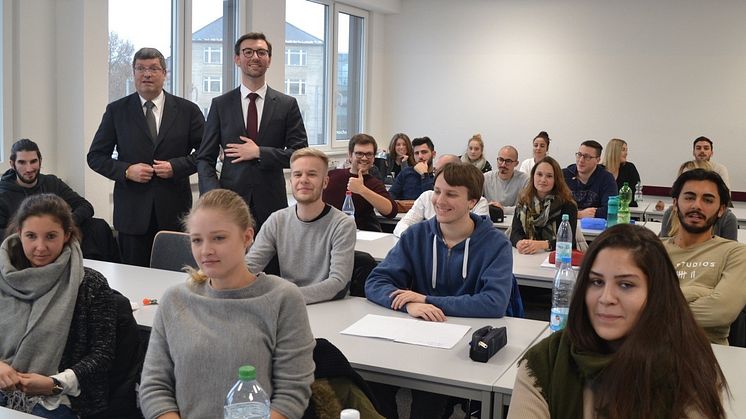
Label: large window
xmin=108 ymin=0 xmax=173 ymax=102
xmin=286 ymin=0 xmax=367 ymax=148
xmin=108 ymin=0 xmax=237 ymax=116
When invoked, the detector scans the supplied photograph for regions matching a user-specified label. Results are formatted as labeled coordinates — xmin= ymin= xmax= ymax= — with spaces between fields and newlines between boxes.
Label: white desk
xmin=511 ymin=249 xmax=556 ymax=289
xmin=355 ymin=231 xmax=399 ymax=261
xmin=713 ymin=344 xmax=746 ymax=418
xmin=306 ymin=297 xmax=548 ymax=419
xmin=0 ymin=407 xmax=37 ymax=418
xmin=84 ymin=259 xmax=186 ymax=328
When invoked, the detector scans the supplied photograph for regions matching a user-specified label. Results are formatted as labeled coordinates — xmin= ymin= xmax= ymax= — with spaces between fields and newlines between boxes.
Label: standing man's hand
xmin=153 ymin=160 xmax=174 ymax=178
xmin=126 ymin=163 xmax=155 ymax=183
xmin=225 ymin=136 xmax=261 ymax=162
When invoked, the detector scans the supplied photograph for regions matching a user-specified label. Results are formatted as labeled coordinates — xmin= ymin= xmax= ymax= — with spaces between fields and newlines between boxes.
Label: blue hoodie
xmin=365 ymin=213 xmax=513 ymax=318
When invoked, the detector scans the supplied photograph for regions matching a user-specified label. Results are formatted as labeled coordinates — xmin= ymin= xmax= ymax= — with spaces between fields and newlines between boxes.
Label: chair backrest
xmin=150 ymin=230 xmax=197 ymax=272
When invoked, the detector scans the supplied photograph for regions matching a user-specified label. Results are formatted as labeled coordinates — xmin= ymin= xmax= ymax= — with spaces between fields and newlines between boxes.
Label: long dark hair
xmin=567 ymin=224 xmax=727 ymax=419
xmin=6 ymin=194 xmax=80 ymax=269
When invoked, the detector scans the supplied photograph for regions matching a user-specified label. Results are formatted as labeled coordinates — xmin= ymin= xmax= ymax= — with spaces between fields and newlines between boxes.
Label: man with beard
xmin=663 ymin=168 xmax=746 ymax=344
xmin=389 ymin=136 xmax=437 ymax=200
xmin=563 ymin=139 xmax=618 ymax=219
xmin=0 ymin=139 xmax=93 ymax=238
xmin=246 ymin=148 xmax=356 ymax=304
xmin=482 ymin=145 xmax=529 ymax=215
xmin=692 ymin=136 xmax=731 ymax=190
xmin=323 ymin=133 xmax=397 ymax=232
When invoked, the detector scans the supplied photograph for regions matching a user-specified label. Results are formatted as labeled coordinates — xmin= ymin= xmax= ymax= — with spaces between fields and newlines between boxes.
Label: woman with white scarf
xmin=511 ymin=156 xmax=578 ymax=254
xmin=0 ymin=194 xmax=115 ymax=418
xmin=460 ymin=134 xmax=492 ymax=173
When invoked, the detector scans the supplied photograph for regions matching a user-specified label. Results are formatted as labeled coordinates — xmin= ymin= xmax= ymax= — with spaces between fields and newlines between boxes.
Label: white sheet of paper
xmin=340 ymin=314 xmax=471 ymax=349
xmin=356 ymin=231 xmax=391 ymax=241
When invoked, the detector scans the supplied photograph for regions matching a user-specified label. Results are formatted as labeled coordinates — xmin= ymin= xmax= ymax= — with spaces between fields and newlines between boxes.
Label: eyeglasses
xmin=353 ymin=151 xmax=375 ymax=159
xmin=497 ymin=157 xmax=516 ymax=165
xmin=575 ymin=152 xmax=598 ymax=161
xmin=241 ymin=48 xmax=269 ymax=58
xmin=134 ymin=66 xmax=164 ymax=74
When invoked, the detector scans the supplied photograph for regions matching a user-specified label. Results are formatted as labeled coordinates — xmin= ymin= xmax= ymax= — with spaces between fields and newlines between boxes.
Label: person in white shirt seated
xmin=483 ymin=146 xmax=530 ymax=215
xmin=393 ymin=154 xmax=490 ymax=237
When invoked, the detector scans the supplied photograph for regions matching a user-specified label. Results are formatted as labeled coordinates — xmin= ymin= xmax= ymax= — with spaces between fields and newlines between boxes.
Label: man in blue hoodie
xmin=365 ymin=161 xmax=513 ymax=418
xmin=563 ymin=139 xmax=618 ymax=219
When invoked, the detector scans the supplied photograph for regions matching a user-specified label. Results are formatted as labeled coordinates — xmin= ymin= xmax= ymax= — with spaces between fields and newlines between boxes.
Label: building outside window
xmin=286 ymin=48 xmax=307 ymax=66
xmin=203 ymin=75 xmax=222 ymax=93
xmin=203 ymin=46 xmax=222 ymax=64
xmin=285 ymin=79 xmax=307 ymax=95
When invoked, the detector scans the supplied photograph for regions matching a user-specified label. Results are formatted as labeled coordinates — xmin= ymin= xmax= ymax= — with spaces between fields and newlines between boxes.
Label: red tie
xmin=247 ymin=92 xmax=258 ymax=140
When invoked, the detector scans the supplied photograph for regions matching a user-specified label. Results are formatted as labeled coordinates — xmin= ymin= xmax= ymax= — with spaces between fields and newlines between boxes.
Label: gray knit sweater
xmin=246 ymin=205 xmax=356 ymax=304
xmin=139 ymin=273 xmax=315 ymax=419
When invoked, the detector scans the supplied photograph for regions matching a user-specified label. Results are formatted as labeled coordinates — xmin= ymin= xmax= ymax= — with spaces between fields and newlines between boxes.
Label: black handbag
xmin=469 ymin=325 xmax=507 ymax=363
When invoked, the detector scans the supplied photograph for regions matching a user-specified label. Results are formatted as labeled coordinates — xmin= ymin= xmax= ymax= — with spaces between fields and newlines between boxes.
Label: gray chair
xmin=149 ymin=230 xmax=198 ymax=272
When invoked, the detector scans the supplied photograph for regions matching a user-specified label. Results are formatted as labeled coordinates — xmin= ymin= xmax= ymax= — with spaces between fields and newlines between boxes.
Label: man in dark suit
xmin=88 ymin=47 xmax=205 ymax=267
xmin=197 ymin=32 xmax=308 ymax=230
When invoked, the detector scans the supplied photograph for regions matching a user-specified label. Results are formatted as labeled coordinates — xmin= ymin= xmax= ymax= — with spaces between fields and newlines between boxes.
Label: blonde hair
xmin=184 ymin=189 xmax=254 ymax=283
xmin=291 ymin=147 xmax=329 ymax=173
xmin=467 ymin=134 xmax=484 ymax=153
xmin=602 ymin=138 xmax=626 ymax=179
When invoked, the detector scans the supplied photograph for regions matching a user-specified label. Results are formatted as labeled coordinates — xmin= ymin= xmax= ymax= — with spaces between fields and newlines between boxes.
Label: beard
xmin=676 ymin=206 xmax=719 ymax=234
xmin=16 ymin=171 xmax=38 ymax=185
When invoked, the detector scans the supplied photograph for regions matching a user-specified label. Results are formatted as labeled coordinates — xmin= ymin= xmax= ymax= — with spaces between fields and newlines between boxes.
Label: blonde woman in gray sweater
xmin=139 ymin=189 xmax=315 ymax=419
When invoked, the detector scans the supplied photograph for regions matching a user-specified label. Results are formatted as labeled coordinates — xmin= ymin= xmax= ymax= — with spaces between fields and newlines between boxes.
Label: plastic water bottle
xmin=342 ymin=190 xmax=355 ymax=219
xmin=634 ymin=182 xmax=643 ymax=203
xmin=618 ymin=182 xmax=632 ymax=224
xmin=607 ymin=196 xmax=618 ymax=227
xmin=340 ymin=409 xmax=361 ymax=419
xmin=550 ymin=256 xmax=576 ymax=333
xmin=554 ymin=214 xmax=572 ymax=268
xmin=224 ymin=365 xmax=270 ymax=419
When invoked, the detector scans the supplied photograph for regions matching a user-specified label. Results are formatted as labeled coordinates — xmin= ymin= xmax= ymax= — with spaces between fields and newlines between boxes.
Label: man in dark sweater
xmin=323 ymin=133 xmax=397 ymax=231
xmin=0 ymin=139 xmax=93 ymax=238
xmin=563 ymin=139 xmax=617 ymax=219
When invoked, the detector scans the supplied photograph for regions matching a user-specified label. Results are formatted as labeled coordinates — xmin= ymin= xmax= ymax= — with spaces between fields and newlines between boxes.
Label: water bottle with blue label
xmin=550 ymin=256 xmax=576 ymax=333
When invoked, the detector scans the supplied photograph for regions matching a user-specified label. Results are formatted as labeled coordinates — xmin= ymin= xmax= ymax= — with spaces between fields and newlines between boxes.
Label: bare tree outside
xmin=109 ymin=32 xmax=135 ymax=102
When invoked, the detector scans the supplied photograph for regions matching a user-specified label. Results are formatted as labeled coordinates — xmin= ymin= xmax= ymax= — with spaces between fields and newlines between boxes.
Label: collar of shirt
xmin=138 ymin=91 xmax=165 ymax=127
xmin=240 ymin=83 xmax=268 ymax=134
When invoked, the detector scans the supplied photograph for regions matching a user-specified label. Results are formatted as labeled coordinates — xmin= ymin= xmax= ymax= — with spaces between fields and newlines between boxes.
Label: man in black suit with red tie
xmin=88 ymin=48 xmax=205 ymax=267
xmin=197 ymin=32 xmax=308 ymax=230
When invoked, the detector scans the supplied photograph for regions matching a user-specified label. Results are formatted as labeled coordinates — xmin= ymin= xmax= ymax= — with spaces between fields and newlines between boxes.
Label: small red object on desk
xmin=142 ymin=298 xmax=159 ymax=306
xmin=548 ymin=250 xmax=585 ymax=266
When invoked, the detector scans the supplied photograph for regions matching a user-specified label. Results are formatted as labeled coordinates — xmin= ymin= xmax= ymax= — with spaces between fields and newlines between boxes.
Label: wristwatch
xmin=51 ymin=377 xmax=64 ymax=395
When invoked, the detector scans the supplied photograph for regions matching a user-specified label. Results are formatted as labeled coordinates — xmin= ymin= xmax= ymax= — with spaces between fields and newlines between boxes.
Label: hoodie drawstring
xmin=432 ymin=235 xmax=471 ymax=289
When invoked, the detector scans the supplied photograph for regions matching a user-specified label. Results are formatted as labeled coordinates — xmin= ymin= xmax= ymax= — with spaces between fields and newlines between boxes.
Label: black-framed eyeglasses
xmin=353 ymin=151 xmax=375 ymax=159
xmin=575 ymin=152 xmax=598 ymax=161
xmin=134 ymin=66 xmax=164 ymax=74
xmin=497 ymin=157 xmax=516 ymax=165
xmin=241 ymin=48 xmax=269 ymax=58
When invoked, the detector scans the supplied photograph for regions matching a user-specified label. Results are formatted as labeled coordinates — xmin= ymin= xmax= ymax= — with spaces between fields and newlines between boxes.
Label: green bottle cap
xmin=238 ymin=365 xmax=256 ymax=380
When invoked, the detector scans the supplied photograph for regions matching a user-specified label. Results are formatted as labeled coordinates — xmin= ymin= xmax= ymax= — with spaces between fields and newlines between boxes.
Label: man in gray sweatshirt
xmin=246 ymin=147 xmax=356 ymax=303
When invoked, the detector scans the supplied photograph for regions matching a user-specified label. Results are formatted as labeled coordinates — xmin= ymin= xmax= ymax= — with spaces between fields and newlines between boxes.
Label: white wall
xmin=6 ymin=0 xmax=746 ymax=226
xmin=375 ymin=0 xmax=746 ymax=191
